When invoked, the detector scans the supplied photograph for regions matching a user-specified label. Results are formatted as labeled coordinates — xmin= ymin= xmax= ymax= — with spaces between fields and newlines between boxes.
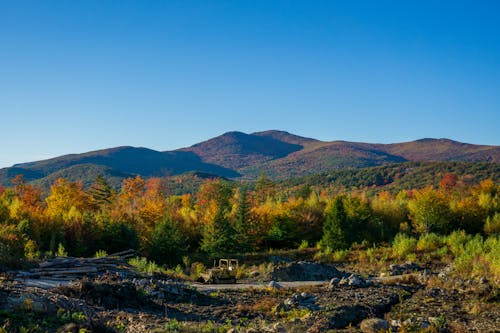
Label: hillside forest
xmin=1 ymin=171 xmax=499 ymax=275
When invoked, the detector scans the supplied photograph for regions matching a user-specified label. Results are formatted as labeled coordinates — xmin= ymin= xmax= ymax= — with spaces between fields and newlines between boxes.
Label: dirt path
xmin=189 ymin=280 xmax=328 ymax=290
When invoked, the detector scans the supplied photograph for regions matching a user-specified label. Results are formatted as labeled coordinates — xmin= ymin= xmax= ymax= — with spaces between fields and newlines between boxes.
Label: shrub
xmin=484 ymin=213 xmax=500 ymax=235
xmin=416 ymin=233 xmax=443 ymax=252
xmin=332 ymin=249 xmax=349 ymax=261
xmin=392 ymin=233 xmax=417 ymax=259
xmin=94 ymin=250 xmax=108 ymax=258
xmin=445 ymin=230 xmax=471 ymax=256
xmin=129 ymin=257 xmax=163 ymax=275
xmin=298 ymin=240 xmax=309 ymax=250
xmin=452 ymin=234 xmax=500 ymax=284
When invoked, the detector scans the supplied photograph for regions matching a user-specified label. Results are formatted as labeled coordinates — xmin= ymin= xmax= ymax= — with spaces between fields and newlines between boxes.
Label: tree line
xmin=0 ymin=173 xmax=498 ymax=268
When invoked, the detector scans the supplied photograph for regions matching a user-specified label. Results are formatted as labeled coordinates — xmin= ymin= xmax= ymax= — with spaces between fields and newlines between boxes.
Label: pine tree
xmin=147 ymin=216 xmax=188 ymax=266
xmin=88 ymin=175 xmax=113 ymax=208
xmin=320 ymin=196 xmax=349 ymax=250
xmin=200 ymin=207 xmax=236 ymax=258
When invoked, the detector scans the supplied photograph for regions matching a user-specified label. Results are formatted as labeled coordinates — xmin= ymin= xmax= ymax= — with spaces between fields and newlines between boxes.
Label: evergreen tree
xmin=147 ymin=215 xmax=188 ymax=266
xmin=234 ymin=186 xmax=253 ymax=253
xmin=201 ymin=207 xmax=236 ymax=258
xmin=320 ymin=196 xmax=349 ymax=250
xmin=88 ymin=175 xmax=113 ymax=208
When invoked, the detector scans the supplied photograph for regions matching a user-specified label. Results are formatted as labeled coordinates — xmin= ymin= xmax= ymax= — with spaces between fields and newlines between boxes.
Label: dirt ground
xmin=1 ymin=260 xmax=499 ymax=332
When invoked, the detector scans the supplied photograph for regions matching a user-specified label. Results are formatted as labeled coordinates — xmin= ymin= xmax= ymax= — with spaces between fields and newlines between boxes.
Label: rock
xmin=348 ymin=274 xmax=365 ymax=287
xmin=329 ymin=277 xmax=340 ymax=288
xmin=389 ymin=262 xmax=423 ymax=276
xmin=338 ymin=277 xmax=349 ymax=286
xmin=57 ymin=323 xmax=79 ymax=333
xmin=262 ymin=322 xmax=287 ymax=333
xmin=270 ymin=322 xmax=288 ymax=333
xmin=268 ymin=280 xmax=283 ymax=290
xmin=271 ymin=261 xmax=346 ymax=281
xmin=360 ymin=318 xmax=390 ymax=333
xmin=282 ymin=292 xmax=318 ymax=311
xmin=269 ymin=256 xmax=294 ymax=264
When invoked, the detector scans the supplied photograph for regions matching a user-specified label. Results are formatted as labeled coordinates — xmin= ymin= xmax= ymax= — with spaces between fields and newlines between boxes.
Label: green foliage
xmin=99 ymin=220 xmax=139 ymax=254
xmin=416 ymin=233 xmax=443 ymax=252
xmin=319 ymin=196 xmax=349 ymax=250
xmin=147 ymin=216 xmax=189 ymax=266
xmin=129 ymin=257 xmax=163 ymax=275
xmin=94 ymin=250 xmax=108 ymax=258
xmin=298 ymin=240 xmax=309 ymax=250
xmin=0 ymin=225 xmax=26 ymax=268
xmin=445 ymin=230 xmax=472 ymax=256
xmin=56 ymin=243 xmax=67 ymax=257
xmin=233 ymin=186 xmax=252 ymax=253
xmin=392 ymin=233 xmax=417 ymax=259
xmin=453 ymin=235 xmax=500 ymax=280
xmin=200 ymin=208 xmax=236 ymax=258
xmin=408 ymin=187 xmax=451 ymax=234
xmin=484 ymin=212 xmax=500 ymax=235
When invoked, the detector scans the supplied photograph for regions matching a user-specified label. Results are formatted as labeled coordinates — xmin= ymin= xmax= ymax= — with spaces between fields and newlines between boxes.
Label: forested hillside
xmin=1 ymin=131 xmax=498 ymax=187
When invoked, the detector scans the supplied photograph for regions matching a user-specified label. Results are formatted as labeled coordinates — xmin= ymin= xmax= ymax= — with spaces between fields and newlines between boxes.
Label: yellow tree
xmin=408 ymin=187 xmax=450 ymax=234
xmin=46 ymin=178 xmax=88 ymax=222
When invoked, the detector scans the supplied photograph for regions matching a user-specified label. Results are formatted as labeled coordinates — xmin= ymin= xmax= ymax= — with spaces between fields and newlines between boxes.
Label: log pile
xmin=15 ymin=249 xmax=139 ymax=283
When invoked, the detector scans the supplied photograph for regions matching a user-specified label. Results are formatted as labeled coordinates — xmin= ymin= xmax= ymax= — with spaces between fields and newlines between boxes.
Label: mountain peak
xmin=252 ymin=130 xmax=319 ymax=146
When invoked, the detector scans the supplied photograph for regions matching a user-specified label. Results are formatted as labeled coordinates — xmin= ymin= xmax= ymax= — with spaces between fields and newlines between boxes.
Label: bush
xmin=484 ymin=213 xmax=500 ymax=235
xmin=416 ymin=233 xmax=443 ymax=252
xmin=129 ymin=257 xmax=163 ymax=275
xmin=445 ymin=230 xmax=471 ymax=256
xmin=392 ymin=233 xmax=417 ymax=259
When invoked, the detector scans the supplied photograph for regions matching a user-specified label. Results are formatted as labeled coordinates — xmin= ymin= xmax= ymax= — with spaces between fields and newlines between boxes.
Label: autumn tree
xmin=46 ymin=178 xmax=88 ymax=221
xmin=408 ymin=187 xmax=451 ymax=234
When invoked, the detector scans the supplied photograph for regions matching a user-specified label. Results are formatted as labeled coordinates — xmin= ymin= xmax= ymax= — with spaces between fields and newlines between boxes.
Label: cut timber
xmin=15 ymin=249 xmax=140 ymax=283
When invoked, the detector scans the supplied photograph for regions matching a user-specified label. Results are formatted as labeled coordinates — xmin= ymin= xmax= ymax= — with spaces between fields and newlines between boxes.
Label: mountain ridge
xmin=1 ymin=130 xmax=499 ymax=188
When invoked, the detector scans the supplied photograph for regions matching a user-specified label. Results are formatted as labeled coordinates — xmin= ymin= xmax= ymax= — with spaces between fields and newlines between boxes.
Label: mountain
xmin=178 ymin=131 xmax=304 ymax=170
xmin=0 ymin=130 xmax=498 ymax=188
xmin=0 ymin=146 xmax=238 ymax=189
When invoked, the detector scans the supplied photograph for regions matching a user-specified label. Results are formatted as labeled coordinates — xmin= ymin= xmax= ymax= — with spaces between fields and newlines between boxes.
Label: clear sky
xmin=1 ymin=1 xmax=499 ymax=168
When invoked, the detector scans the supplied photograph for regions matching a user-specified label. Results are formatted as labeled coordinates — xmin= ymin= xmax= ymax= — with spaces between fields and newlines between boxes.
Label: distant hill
xmin=0 ymin=130 xmax=498 ymax=188
xmin=282 ymin=161 xmax=500 ymax=194
xmin=178 ymin=131 xmax=304 ymax=170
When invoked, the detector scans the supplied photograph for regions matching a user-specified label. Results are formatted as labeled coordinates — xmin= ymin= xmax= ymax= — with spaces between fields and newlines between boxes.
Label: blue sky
xmin=1 ymin=1 xmax=499 ymax=168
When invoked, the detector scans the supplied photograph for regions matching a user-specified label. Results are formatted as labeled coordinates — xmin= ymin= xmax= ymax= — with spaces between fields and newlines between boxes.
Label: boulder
xmin=271 ymin=261 xmax=346 ymax=281
xmin=329 ymin=277 xmax=340 ymax=288
xmin=360 ymin=318 xmax=390 ymax=333
xmin=268 ymin=281 xmax=283 ymax=290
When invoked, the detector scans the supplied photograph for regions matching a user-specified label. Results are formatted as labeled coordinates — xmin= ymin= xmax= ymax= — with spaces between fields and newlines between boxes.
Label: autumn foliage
xmin=0 ymin=173 xmax=499 ymax=268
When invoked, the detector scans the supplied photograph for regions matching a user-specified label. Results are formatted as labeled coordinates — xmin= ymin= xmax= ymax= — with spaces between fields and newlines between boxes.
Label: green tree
xmin=408 ymin=187 xmax=450 ymax=234
xmin=88 ymin=175 xmax=113 ymax=208
xmin=320 ymin=196 xmax=349 ymax=250
xmin=147 ymin=216 xmax=188 ymax=266
xmin=233 ymin=186 xmax=252 ymax=253
xmin=200 ymin=208 xmax=236 ymax=258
